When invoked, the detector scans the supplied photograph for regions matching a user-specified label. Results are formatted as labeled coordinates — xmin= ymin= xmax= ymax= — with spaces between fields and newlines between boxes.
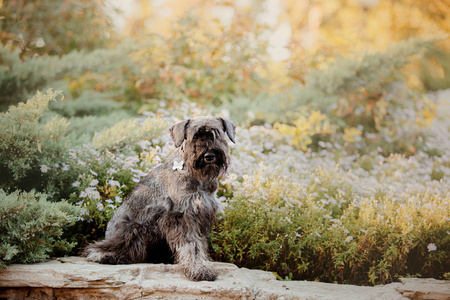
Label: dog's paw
xmin=185 ymin=265 xmax=218 ymax=281
xmin=83 ymin=248 xmax=104 ymax=262
xmin=83 ymin=247 xmax=118 ymax=264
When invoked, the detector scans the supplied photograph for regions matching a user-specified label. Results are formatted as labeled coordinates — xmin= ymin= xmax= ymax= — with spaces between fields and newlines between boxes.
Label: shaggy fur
xmin=83 ymin=116 xmax=235 ymax=281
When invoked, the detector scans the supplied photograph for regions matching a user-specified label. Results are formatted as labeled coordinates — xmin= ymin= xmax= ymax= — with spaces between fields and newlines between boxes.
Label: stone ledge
xmin=0 ymin=257 xmax=448 ymax=300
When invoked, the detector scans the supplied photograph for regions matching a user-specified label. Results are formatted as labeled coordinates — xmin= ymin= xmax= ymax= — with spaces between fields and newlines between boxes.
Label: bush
xmin=134 ymin=16 xmax=268 ymax=107
xmin=0 ymin=0 xmax=114 ymax=57
xmin=0 ymin=189 xmax=80 ymax=269
xmin=212 ymin=164 xmax=450 ymax=285
xmin=52 ymin=113 xmax=182 ymax=246
xmin=0 ymin=89 xmax=69 ymax=195
xmin=0 ymin=42 xmax=139 ymax=108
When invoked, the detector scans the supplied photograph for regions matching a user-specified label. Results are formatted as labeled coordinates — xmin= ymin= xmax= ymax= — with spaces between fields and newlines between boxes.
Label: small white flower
xmin=115 ymin=196 xmax=122 ymax=203
xmin=40 ymin=165 xmax=50 ymax=173
xmin=90 ymin=170 xmax=98 ymax=176
xmin=137 ymin=170 xmax=147 ymax=177
xmin=109 ymin=180 xmax=120 ymax=187
xmin=79 ymin=191 xmax=87 ymax=198
xmin=72 ymin=181 xmax=81 ymax=187
xmin=85 ymin=187 xmax=95 ymax=194
xmin=96 ymin=202 xmax=104 ymax=211
xmin=105 ymin=199 xmax=113 ymax=204
xmin=264 ymin=141 xmax=274 ymax=150
xmin=89 ymin=179 xmax=99 ymax=186
xmin=345 ymin=236 xmax=354 ymax=243
xmin=108 ymin=168 xmax=117 ymax=175
xmin=427 ymin=243 xmax=437 ymax=252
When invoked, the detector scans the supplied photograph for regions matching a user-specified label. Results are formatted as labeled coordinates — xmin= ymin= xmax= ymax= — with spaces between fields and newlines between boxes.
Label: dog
xmin=83 ymin=116 xmax=235 ymax=281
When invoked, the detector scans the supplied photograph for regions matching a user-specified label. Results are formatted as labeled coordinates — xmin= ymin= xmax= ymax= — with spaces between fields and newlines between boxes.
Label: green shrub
xmin=0 ymin=89 xmax=69 ymax=195
xmin=0 ymin=189 xmax=80 ymax=269
xmin=55 ymin=116 xmax=171 ymax=245
xmin=135 ymin=16 xmax=267 ymax=107
xmin=92 ymin=116 xmax=167 ymax=151
xmin=49 ymin=90 xmax=124 ymax=118
xmin=299 ymin=38 xmax=434 ymax=107
xmin=212 ymin=166 xmax=450 ymax=285
xmin=0 ymin=43 xmax=139 ymax=108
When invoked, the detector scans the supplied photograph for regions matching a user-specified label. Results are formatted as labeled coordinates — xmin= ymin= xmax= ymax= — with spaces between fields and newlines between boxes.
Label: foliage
xmin=284 ymin=0 xmax=450 ymax=90
xmin=275 ymin=111 xmax=333 ymax=151
xmin=49 ymin=90 xmax=124 ymax=118
xmin=212 ymin=166 xmax=449 ymax=285
xmin=0 ymin=189 xmax=80 ymax=269
xmin=265 ymin=38 xmax=440 ymax=155
xmin=133 ymin=15 xmax=268 ymax=108
xmin=92 ymin=116 xmax=167 ymax=151
xmin=0 ymin=89 xmax=69 ymax=195
xmin=210 ymin=114 xmax=450 ymax=284
xmin=0 ymin=42 xmax=139 ymax=108
xmin=421 ymin=48 xmax=450 ymax=91
xmin=0 ymin=0 xmax=115 ymax=57
xmin=300 ymin=38 xmax=434 ymax=105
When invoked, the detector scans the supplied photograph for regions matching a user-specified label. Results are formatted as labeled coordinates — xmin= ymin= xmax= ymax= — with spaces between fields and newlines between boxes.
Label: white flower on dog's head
xmin=173 ymin=160 xmax=184 ymax=171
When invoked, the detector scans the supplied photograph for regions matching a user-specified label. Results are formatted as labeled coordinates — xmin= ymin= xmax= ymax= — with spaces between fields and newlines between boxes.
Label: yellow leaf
xmin=343 ymin=127 xmax=362 ymax=143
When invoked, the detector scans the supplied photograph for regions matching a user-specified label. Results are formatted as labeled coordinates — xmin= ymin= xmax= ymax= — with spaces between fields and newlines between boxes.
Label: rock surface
xmin=0 ymin=257 xmax=448 ymax=300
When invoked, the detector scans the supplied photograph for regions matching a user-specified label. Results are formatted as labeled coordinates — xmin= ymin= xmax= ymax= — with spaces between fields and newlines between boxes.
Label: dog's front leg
xmin=174 ymin=239 xmax=217 ymax=281
xmin=162 ymin=213 xmax=217 ymax=281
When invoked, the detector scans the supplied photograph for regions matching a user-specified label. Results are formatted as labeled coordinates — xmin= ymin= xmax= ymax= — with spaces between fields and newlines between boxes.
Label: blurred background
xmin=2 ymin=0 xmax=449 ymax=147
xmin=2 ymin=0 xmax=449 ymax=122
xmin=2 ymin=0 xmax=450 ymax=89
xmin=1 ymin=1 xmax=449 ymax=283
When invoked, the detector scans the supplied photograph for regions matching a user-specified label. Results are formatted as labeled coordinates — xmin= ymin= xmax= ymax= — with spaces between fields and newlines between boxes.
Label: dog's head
xmin=170 ymin=116 xmax=235 ymax=181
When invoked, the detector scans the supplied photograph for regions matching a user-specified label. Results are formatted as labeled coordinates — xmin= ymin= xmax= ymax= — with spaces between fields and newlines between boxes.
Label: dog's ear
xmin=219 ymin=117 xmax=236 ymax=143
xmin=170 ymin=119 xmax=190 ymax=148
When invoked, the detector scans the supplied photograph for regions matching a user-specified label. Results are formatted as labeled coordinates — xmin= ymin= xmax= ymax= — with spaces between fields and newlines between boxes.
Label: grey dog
xmin=83 ymin=116 xmax=235 ymax=281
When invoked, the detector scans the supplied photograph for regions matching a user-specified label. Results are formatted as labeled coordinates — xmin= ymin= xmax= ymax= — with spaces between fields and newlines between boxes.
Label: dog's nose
xmin=204 ymin=151 xmax=216 ymax=162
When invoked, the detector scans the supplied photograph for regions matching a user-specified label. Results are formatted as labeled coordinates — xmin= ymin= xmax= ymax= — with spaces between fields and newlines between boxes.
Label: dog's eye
xmin=193 ymin=131 xmax=214 ymax=141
